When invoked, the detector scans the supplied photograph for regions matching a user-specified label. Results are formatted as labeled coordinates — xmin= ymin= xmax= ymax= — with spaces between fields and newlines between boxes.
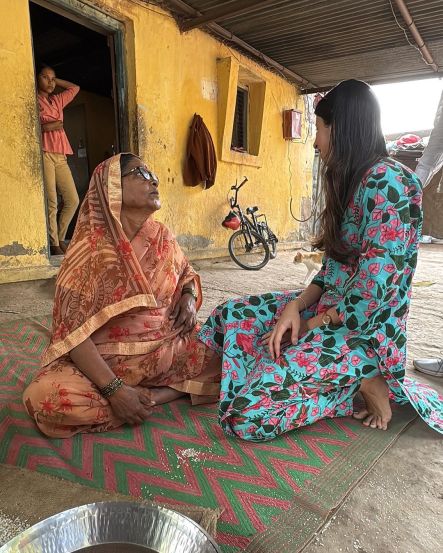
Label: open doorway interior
xmin=29 ymin=0 xmax=119 ymax=243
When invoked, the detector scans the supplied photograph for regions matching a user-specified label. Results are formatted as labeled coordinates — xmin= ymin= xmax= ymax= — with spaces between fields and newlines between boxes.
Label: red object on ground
xmin=396 ymin=133 xmax=421 ymax=146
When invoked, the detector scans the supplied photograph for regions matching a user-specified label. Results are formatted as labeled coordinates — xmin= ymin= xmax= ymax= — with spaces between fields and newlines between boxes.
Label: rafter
xmin=181 ymin=0 xmax=272 ymax=32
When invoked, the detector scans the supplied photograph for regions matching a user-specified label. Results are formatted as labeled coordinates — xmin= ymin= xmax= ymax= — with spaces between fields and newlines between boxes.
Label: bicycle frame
xmin=229 ymin=178 xmax=263 ymax=248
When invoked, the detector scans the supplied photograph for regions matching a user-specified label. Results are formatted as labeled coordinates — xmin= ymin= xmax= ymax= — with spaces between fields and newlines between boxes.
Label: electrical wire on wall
xmin=287 ymin=94 xmax=322 ymax=227
xmin=288 ymin=142 xmax=322 ymax=223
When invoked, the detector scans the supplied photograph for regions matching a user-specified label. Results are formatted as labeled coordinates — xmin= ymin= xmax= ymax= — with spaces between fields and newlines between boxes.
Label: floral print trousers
xmin=198 ymin=291 xmax=443 ymax=441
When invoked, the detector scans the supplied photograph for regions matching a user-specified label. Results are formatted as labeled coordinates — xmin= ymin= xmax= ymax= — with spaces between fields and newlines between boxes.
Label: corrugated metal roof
xmin=158 ymin=0 xmax=443 ymax=89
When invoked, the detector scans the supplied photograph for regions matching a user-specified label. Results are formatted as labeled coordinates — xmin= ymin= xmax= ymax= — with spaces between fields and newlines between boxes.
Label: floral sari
xmin=23 ymin=154 xmax=220 ymax=437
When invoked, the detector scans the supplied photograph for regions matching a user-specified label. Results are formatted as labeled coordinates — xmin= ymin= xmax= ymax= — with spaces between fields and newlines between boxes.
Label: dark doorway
xmin=29 ymin=0 xmax=121 ymax=240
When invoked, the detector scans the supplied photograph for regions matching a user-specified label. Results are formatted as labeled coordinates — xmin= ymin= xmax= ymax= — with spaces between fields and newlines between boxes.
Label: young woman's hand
xmin=265 ymin=301 xmax=304 ymax=360
xmin=169 ymin=294 xmax=197 ymax=337
xmin=42 ymin=121 xmax=63 ymax=132
xmin=108 ymin=384 xmax=154 ymax=425
xmin=54 ymin=77 xmax=79 ymax=90
xmin=261 ymin=318 xmax=309 ymax=349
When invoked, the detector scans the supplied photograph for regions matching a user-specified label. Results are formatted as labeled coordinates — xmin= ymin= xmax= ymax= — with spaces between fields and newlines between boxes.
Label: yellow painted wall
xmin=0 ymin=0 xmax=50 ymax=280
xmin=113 ymin=0 xmax=315 ymax=255
xmin=0 ymin=0 xmax=314 ymax=283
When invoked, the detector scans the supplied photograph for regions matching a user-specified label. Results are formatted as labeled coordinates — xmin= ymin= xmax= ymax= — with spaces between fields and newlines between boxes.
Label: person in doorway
xmin=199 ymin=79 xmax=443 ymax=441
xmin=23 ymin=154 xmax=221 ymax=438
xmin=37 ymin=63 xmax=80 ymax=256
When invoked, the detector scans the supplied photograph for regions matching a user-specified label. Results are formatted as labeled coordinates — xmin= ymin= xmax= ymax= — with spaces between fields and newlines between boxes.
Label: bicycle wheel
xmin=258 ymin=223 xmax=278 ymax=259
xmin=228 ymin=229 xmax=270 ymax=270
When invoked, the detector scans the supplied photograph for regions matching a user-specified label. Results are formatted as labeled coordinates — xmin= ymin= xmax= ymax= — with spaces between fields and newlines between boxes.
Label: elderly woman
xmin=23 ymin=154 xmax=221 ymax=437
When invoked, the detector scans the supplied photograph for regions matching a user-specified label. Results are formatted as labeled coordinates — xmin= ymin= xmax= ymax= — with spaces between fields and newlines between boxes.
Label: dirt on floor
xmin=0 ymin=244 xmax=442 ymax=553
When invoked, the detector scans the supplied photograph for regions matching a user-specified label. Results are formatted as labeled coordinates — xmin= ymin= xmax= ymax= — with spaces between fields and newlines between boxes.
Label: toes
xmin=380 ymin=417 xmax=389 ymax=430
xmin=135 ymin=387 xmax=156 ymax=406
xmin=353 ymin=409 xmax=369 ymax=420
xmin=363 ymin=414 xmax=375 ymax=427
xmin=140 ymin=397 xmax=155 ymax=407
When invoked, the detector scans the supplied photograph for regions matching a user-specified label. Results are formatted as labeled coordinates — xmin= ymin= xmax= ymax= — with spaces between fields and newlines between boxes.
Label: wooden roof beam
xmin=164 ymin=0 xmax=315 ymax=87
xmin=181 ymin=0 xmax=273 ymax=32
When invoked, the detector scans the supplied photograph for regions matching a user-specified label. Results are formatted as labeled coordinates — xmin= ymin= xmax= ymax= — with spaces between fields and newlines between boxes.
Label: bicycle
xmin=222 ymin=177 xmax=278 ymax=270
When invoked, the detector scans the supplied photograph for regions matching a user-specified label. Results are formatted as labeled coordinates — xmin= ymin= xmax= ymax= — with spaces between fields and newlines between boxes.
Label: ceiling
xmin=158 ymin=0 xmax=443 ymax=90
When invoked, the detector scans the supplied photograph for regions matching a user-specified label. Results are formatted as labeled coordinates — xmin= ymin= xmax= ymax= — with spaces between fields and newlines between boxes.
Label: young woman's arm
xmin=53 ymin=78 xmax=80 ymax=108
xmin=310 ymin=164 xmax=420 ymax=336
xmin=41 ymin=121 xmax=63 ymax=132
xmin=306 ymin=306 xmax=341 ymax=329
xmin=55 ymin=77 xmax=78 ymax=89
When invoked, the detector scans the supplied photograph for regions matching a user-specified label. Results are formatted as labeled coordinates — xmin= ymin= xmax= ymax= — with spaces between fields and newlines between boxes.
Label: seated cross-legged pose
xmin=199 ymin=79 xmax=443 ymax=441
xmin=23 ymin=153 xmax=221 ymax=438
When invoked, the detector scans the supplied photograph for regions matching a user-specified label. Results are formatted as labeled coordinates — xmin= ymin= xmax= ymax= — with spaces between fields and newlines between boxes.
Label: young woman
xmin=37 ymin=64 xmax=80 ymax=255
xmin=199 ymin=79 xmax=443 ymax=441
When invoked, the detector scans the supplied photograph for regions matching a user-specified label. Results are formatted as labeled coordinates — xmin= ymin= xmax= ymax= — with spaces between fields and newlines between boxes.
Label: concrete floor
xmin=0 ymin=246 xmax=442 ymax=552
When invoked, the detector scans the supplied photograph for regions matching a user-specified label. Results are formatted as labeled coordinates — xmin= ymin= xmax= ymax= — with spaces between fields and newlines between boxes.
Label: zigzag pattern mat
xmin=0 ymin=318 xmax=416 ymax=552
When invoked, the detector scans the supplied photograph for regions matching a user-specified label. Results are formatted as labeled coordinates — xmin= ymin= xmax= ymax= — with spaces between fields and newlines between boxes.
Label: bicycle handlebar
xmin=229 ymin=177 xmax=248 ymax=209
xmin=231 ymin=177 xmax=248 ymax=191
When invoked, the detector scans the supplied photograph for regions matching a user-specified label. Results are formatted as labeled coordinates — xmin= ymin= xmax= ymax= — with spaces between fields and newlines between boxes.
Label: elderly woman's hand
xmin=169 ymin=293 xmax=197 ymax=337
xmin=108 ymin=384 xmax=155 ymax=425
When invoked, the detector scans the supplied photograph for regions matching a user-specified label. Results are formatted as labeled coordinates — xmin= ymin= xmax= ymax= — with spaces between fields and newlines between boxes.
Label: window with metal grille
xmin=231 ymin=86 xmax=248 ymax=151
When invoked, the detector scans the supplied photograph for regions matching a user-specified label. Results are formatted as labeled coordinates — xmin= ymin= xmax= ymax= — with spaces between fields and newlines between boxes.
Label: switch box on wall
xmin=283 ymin=109 xmax=302 ymax=140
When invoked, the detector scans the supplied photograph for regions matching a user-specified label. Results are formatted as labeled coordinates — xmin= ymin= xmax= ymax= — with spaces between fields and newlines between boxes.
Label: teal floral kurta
xmin=199 ymin=158 xmax=443 ymax=441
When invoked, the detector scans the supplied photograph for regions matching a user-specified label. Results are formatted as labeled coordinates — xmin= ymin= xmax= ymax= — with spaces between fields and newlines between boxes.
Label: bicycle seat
xmin=246 ymin=206 xmax=259 ymax=214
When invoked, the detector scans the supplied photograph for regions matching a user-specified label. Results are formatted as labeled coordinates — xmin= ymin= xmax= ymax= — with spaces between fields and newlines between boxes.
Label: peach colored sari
xmin=23 ymin=155 xmax=220 ymax=437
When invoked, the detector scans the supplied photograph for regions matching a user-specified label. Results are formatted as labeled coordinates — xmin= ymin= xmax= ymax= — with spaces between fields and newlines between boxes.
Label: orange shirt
xmin=38 ymin=86 xmax=80 ymax=155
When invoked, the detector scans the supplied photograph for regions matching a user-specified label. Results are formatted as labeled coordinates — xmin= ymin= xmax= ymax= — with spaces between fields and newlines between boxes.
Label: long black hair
xmin=313 ymin=79 xmax=387 ymax=262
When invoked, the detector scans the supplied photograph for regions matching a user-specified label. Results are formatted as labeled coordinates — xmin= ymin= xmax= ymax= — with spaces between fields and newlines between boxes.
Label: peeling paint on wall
xmin=0 ymin=242 xmax=35 ymax=256
xmin=201 ymin=79 xmax=218 ymax=102
xmin=136 ymin=104 xmax=148 ymax=155
xmin=177 ymin=234 xmax=212 ymax=251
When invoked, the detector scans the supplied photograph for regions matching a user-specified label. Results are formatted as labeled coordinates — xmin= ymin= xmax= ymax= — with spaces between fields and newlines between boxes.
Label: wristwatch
xmin=321 ymin=313 xmax=332 ymax=326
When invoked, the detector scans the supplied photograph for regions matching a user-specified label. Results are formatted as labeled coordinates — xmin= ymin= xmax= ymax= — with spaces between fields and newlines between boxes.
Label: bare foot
xmin=353 ymin=375 xmax=392 ymax=430
xmin=134 ymin=386 xmax=156 ymax=408
xmin=136 ymin=384 xmax=185 ymax=405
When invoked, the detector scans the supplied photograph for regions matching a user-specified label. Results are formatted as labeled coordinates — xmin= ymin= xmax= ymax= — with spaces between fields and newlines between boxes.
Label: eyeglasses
xmin=122 ymin=166 xmax=159 ymax=185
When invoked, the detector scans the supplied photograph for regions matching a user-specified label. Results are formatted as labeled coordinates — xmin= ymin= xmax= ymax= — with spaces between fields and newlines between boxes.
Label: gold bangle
xmin=99 ymin=377 xmax=123 ymax=398
xmin=295 ymin=296 xmax=307 ymax=311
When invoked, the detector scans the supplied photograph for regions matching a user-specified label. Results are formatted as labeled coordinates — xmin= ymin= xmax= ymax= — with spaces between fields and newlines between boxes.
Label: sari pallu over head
xmin=42 ymin=154 xmax=201 ymax=367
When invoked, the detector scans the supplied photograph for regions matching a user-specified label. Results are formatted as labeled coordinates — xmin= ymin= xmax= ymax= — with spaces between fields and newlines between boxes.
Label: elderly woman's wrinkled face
xmin=121 ymin=157 xmax=160 ymax=212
